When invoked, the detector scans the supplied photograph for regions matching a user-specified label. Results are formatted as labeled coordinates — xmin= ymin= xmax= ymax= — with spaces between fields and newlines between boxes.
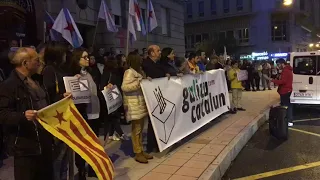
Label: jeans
xmin=280 ymin=92 xmax=293 ymax=123
xmin=53 ymin=142 xmax=68 ymax=180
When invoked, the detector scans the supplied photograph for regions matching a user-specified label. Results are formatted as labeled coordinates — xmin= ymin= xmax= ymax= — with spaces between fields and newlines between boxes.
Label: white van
xmin=290 ymin=51 xmax=320 ymax=104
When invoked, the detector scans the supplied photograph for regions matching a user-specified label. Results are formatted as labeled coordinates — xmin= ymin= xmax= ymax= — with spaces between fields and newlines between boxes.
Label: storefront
xmin=252 ymin=51 xmax=269 ymax=60
xmin=270 ymin=53 xmax=289 ymax=61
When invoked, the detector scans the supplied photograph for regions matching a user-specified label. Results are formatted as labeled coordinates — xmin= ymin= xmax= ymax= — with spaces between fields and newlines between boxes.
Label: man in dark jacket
xmin=271 ymin=58 xmax=293 ymax=127
xmin=142 ymin=45 xmax=167 ymax=152
xmin=0 ymin=47 xmax=53 ymax=180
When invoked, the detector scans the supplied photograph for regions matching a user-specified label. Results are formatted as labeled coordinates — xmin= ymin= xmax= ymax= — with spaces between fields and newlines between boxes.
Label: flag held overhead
xmin=52 ymin=8 xmax=83 ymax=48
xmin=98 ymin=0 xmax=118 ymax=33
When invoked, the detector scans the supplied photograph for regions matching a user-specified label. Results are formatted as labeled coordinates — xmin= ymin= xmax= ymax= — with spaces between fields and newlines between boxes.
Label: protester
xmin=122 ymin=52 xmax=153 ymax=163
xmin=271 ymin=58 xmax=293 ymax=127
xmin=228 ymin=61 xmax=246 ymax=113
xmin=245 ymin=61 xmax=256 ymax=91
xmin=0 ymin=47 xmax=53 ymax=180
xmin=262 ymin=61 xmax=272 ymax=90
xmin=180 ymin=52 xmax=201 ymax=74
xmin=253 ymin=61 xmax=262 ymax=91
xmin=206 ymin=55 xmax=221 ymax=70
xmin=0 ymin=40 xmax=18 ymax=77
xmin=42 ymin=42 xmax=69 ymax=180
xmin=224 ymin=59 xmax=232 ymax=91
xmin=100 ymin=56 xmax=127 ymax=141
xmin=67 ymin=48 xmax=100 ymax=179
xmin=196 ymin=50 xmax=206 ymax=71
xmin=271 ymin=61 xmax=278 ymax=88
xmin=142 ymin=45 xmax=166 ymax=152
xmin=159 ymin=47 xmax=181 ymax=76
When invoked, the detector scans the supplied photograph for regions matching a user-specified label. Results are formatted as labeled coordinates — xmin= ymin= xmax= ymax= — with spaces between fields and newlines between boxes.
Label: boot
xmin=135 ymin=153 xmax=148 ymax=164
xmin=142 ymin=152 xmax=153 ymax=160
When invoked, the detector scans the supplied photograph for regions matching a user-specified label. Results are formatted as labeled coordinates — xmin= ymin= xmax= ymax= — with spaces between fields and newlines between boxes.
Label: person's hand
xmin=74 ymin=74 xmax=81 ymax=79
xmin=177 ymin=73 xmax=183 ymax=77
xmin=199 ymin=71 xmax=204 ymax=74
xmin=147 ymin=77 xmax=152 ymax=81
xmin=63 ymin=92 xmax=72 ymax=98
xmin=166 ymin=73 xmax=171 ymax=80
xmin=25 ymin=110 xmax=37 ymax=121
xmin=106 ymin=83 xmax=113 ymax=89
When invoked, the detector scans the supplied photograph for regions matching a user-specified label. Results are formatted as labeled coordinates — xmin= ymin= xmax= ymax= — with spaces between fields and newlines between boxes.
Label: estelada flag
xmin=36 ymin=97 xmax=114 ymax=180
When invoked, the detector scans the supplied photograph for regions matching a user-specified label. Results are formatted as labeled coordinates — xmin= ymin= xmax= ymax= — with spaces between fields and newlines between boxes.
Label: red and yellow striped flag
xmin=36 ymin=97 xmax=114 ymax=180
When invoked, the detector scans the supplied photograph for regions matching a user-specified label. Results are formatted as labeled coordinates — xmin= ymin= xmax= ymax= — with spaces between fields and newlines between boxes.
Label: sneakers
xmin=109 ymin=134 xmax=120 ymax=141
xmin=288 ymin=122 xmax=293 ymax=127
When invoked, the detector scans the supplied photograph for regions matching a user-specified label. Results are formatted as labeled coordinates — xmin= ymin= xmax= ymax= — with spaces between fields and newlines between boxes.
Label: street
xmin=223 ymin=105 xmax=320 ymax=180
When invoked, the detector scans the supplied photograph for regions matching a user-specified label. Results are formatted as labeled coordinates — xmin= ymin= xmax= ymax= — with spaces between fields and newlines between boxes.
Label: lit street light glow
xmin=283 ymin=0 xmax=293 ymax=6
xmin=316 ymin=44 xmax=320 ymax=47
xmin=309 ymin=44 xmax=314 ymax=47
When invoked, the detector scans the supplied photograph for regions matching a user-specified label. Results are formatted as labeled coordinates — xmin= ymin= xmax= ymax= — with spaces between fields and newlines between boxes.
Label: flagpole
xmin=125 ymin=15 xmax=130 ymax=56
xmin=146 ymin=0 xmax=149 ymax=47
xmin=92 ymin=20 xmax=99 ymax=48
xmin=44 ymin=22 xmax=46 ymax=43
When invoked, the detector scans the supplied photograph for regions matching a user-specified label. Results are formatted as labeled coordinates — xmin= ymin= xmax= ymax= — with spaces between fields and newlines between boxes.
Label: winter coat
xmin=272 ymin=65 xmax=293 ymax=95
xmin=121 ymin=68 xmax=148 ymax=121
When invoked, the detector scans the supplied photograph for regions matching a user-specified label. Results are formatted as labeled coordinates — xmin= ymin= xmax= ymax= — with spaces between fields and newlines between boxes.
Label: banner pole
xmin=146 ymin=0 xmax=149 ymax=47
xmin=125 ymin=16 xmax=130 ymax=56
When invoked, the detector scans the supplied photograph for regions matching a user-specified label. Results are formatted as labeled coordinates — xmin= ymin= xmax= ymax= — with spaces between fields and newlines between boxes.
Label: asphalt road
xmin=223 ymin=106 xmax=320 ymax=180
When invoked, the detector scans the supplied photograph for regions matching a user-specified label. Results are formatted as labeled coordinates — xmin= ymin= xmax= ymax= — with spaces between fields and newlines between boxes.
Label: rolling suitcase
xmin=269 ymin=106 xmax=288 ymax=140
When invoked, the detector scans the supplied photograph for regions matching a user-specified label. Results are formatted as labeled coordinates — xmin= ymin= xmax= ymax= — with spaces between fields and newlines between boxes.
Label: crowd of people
xmin=0 ymin=39 xmax=291 ymax=180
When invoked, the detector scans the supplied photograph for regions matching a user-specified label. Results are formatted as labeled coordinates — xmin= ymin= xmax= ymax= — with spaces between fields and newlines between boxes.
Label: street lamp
xmin=283 ymin=0 xmax=293 ymax=6
xmin=316 ymin=44 xmax=320 ymax=48
xmin=309 ymin=44 xmax=314 ymax=48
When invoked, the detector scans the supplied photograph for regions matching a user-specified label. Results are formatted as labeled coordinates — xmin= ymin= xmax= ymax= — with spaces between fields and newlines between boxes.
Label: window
xmin=186 ymin=35 xmax=195 ymax=48
xmin=195 ymin=34 xmax=202 ymax=43
xmin=226 ymin=30 xmax=234 ymax=38
xmin=187 ymin=3 xmax=192 ymax=18
xmin=300 ymin=0 xmax=305 ymax=10
xmin=198 ymin=1 xmax=204 ymax=17
xmin=211 ymin=0 xmax=217 ymax=15
xmin=202 ymin=33 xmax=209 ymax=41
xmin=293 ymin=56 xmax=316 ymax=75
xmin=271 ymin=20 xmax=288 ymax=41
xmin=296 ymin=48 xmax=300 ymax=52
xmin=236 ymin=0 xmax=243 ymax=11
xmin=238 ymin=28 xmax=249 ymax=43
xmin=223 ymin=0 xmax=230 ymax=13
xmin=114 ymin=15 xmax=121 ymax=26
xmin=212 ymin=32 xmax=219 ymax=41
xmin=219 ymin=31 xmax=226 ymax=40
xmin=161 ymin=7 xmax=170 ymax=35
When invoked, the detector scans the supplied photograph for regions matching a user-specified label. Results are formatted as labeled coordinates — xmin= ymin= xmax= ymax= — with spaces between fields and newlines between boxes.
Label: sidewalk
xmin=112 ymin=90 xmax=279 ymax=180
xmin=0 ymin=90 xmax=279 ymax=180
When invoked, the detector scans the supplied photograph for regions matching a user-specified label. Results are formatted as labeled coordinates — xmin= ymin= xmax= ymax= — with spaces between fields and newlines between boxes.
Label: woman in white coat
xmin=121 ymin=52 xmax=153 ymax=163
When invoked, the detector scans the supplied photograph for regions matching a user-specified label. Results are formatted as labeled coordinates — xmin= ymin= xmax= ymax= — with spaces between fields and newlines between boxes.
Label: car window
xmin=293 ymin=56 xmax=316 ymax=75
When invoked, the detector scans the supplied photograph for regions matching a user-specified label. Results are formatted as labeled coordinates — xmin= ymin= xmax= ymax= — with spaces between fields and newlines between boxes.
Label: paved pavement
xmin=223 ymin=105 xmax=320 ymax=180
xmin=0 ymin=90 xmax=279 ymax=180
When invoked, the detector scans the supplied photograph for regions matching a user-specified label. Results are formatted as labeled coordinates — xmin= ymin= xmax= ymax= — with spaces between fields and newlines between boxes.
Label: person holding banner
xmin=159 ymin=47 xmax=182 ymax=76
xmin=0 ymin=47 xmax=54 ymax=180
xmin=122 ymin=52 xmax=153 ymax=163
xmin=67 ymin=48 xmax=101 ymax=179
xmin=228 ymin=61 xmax=246 ymax=113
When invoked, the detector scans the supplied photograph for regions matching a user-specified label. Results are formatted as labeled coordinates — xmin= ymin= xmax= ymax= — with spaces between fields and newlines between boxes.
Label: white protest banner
xmin=237 ymin=70 xmax=248 ymax=81
xmin=102 ymin=85 xmax=123 ymax=114
xmin=63 ymin=76 xmax=91 ymax=104
xmin=141 ymin=70 xmax=230 ymax=152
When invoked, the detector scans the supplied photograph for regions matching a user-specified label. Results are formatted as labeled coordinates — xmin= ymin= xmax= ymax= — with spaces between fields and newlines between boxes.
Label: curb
xmin=199 ymin=101 xmax=278 ymax=180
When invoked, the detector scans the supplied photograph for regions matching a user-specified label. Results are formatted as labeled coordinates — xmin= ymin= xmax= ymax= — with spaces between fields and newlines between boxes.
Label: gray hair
xmin=11 ymin=47 xmax=32 ymax=66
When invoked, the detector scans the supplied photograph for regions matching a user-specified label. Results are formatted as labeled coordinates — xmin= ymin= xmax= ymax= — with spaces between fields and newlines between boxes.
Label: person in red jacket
xmin=271 ymin=58 xmax=293 ymax=126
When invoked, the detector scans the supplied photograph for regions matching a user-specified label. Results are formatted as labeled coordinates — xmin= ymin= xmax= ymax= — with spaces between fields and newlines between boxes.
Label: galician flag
xmin=147 ymin=0 xmax=158 ymax=32
xmin=36 ymin=97 xmax=114 ymax=180
xmin=98 ymin=0 xmax=118 ymax=33
xmin=129 ymin=0 xmax=146 ymax=35
xmin=52 ymin=8 xmax=83 ymax=48
xmin=44 ymin=11 xmax=61 ymax=41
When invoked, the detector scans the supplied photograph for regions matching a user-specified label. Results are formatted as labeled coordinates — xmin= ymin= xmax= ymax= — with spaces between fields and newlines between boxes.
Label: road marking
xmin=289 ymin=127 xmax=320 ymax=138
xmin=234 ymin=128 xmax=320 ymax=180
xmin=233 ymin=161 xmax=320 ymax=180
xmin=293 ymin=117 xmax=320 ymax=123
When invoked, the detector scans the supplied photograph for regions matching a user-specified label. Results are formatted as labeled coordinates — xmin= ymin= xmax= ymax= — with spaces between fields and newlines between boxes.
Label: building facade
xmin=184 ymin=0 xmax=320 ymax=58
xmin=0 ymin=0 xmax=185 ymax=56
